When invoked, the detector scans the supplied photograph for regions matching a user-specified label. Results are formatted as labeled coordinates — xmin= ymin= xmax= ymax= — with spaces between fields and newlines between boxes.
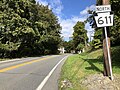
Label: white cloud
xmin=85 ymin=23 xmax=94 ymax=31
xmin=85 ymin=23 xmax=94 ymax=41
xmin=80 ymin=5 xmax=95 ymax=15
xmin=60 ymin=16 xmax=86 ymax=41
xmin=50 ymin=0 xmax=63 ymax=15
xmin=36 ymin=0 xmax=63 ymax=17
xmin=35 ymin=0 xmax=95 ymax=41
xmin=36 ymin=0 xmax=48 ymax=6
xmin=60 ymin=5 xmax=95 ymax=41
xmin=83 ymin=5 xmax=95 ymax=41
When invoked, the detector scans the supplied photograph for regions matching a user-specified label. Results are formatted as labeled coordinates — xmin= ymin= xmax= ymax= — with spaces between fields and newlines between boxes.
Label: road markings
xmin=0 ymin=59 xmax=21 ymax=64
xmin=0 ymin=56 xmax=53 ymax=73
xmin=36 ymin=55 xmax=68 ymax=90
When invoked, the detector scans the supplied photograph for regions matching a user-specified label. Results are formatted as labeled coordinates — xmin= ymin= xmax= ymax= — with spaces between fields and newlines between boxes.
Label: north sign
xmin=96 ymin=5 xmax=111 ymax=13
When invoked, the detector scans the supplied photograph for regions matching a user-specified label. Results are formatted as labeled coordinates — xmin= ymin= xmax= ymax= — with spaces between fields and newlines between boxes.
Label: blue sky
xmin=36 ymin=0 xmax=96 ymax=41
xmin=61 ymin=0 xmax=96 ymax=19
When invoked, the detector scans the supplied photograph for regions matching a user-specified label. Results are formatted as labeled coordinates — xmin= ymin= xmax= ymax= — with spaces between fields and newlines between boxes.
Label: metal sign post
xmin=95 ymin=4 xmax=114 ymax=80
xmin=104 ymin=27 xmax=113 ymax=80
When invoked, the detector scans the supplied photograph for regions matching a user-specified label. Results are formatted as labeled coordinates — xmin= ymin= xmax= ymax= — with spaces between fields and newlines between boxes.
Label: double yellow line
xmin=0 ymin=56 xmax=52 ymax=73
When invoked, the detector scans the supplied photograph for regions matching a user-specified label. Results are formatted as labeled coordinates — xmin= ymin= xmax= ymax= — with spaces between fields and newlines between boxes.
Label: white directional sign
xmin=96 ymin=5 xmax=111 ymax=13
xmin=95 ymin=13 xmax=113 ymax=27
xmin=95 ymin=5 xmax=113 ymax=27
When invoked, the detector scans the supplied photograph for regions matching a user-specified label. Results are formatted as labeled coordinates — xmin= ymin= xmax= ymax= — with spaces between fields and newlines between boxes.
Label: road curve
xmin=0 ymin=54 xmax=69 ymax=90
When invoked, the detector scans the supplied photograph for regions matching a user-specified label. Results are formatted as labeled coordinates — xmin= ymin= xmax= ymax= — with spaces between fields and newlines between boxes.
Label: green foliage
xmin=92 ymin=39 xmax=102 ymax=49
xmin=87 ymin=0 xmax=120 ymax=49
xmin=92 ymin=28 xmax=102 ymax=49
xmin=60 ymin=40 xmax=74 ymax=53
xmin=0 ymin=0 xmax=61 ymax=58
xmin=77 ymin=43 xmax=84 ymax=50
xmin=96 ymin=0 xmax=102 ymax=5
xmin=73 ymin=21 xmax=88 ymax=52
xmin=110 ymin=0 xmax=120 ymax=46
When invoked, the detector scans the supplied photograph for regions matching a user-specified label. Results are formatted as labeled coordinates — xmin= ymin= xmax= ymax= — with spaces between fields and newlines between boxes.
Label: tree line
xmin=0 ymin=0 xmax=61 ymax=58
xmin=62 ymin=21 xmax=88 ymax=53
xmin=88 ymin=0 xmax=120 ymax=49
xmin=63 ymin=0 xmax=120 ymax=53
xmin=1 ymin=0 xmax=118 ymax=57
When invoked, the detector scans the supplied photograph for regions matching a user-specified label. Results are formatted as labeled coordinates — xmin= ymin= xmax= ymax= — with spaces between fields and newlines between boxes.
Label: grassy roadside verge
xmin=0 ymin=58 xmax=7 ymax=61
xmin=59 ymin=46 xmax=120 ymax=90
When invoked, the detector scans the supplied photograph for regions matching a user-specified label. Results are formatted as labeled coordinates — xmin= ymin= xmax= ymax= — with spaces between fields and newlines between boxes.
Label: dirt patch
xmin=80 ymin=74 xmax=120 ymax=90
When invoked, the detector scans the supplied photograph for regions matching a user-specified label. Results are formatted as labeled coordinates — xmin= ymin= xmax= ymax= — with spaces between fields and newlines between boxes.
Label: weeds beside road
xmin=59 ymin=46 xmax=120 ymax=90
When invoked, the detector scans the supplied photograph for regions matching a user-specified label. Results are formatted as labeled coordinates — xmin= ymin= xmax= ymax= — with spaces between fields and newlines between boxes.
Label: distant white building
xmin=70 ymin=50 xmax=75 ymax=54
xmin=58 ymin=47 xmax=65 ymax=54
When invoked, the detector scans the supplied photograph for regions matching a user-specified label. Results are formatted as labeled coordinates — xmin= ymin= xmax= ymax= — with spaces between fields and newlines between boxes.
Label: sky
xmin=35 ymin=0 xmax=96 ymax=41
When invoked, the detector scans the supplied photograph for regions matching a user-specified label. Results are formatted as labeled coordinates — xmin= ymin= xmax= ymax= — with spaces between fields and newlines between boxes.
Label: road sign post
xmin=95 ymin=4 xmax=113 ymax=80
xmin=104 ymin=27 xmax=113 ymax=80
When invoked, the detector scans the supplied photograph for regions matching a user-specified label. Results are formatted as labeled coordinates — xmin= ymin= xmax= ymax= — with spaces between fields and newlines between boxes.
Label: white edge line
xmin=0 ymin=59 xmax=21 ymax=64
xmin=36 ymin=55 xmax=69 ymax=90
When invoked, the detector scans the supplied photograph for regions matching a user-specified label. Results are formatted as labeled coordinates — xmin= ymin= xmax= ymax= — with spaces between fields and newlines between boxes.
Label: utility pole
xmin=102 ymin=0 xmax=113 ymax=80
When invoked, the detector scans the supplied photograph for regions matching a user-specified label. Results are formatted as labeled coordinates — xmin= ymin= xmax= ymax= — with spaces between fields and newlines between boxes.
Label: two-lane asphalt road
xmin=0 ymin=54 xmax=69 ymax=90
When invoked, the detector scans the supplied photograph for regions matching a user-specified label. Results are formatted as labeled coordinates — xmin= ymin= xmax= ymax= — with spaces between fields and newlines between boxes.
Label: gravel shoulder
xmin=80 ymin=74 xmax=120 ymax=90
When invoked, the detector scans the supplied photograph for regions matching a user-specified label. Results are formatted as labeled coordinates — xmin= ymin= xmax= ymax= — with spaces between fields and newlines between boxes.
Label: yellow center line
xmin=0 ymin=56 xmax=53 ymax=73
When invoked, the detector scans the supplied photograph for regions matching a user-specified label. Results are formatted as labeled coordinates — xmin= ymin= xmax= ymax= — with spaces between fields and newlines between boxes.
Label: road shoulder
xmin=41 ymin=56 xmax=68 ymax=90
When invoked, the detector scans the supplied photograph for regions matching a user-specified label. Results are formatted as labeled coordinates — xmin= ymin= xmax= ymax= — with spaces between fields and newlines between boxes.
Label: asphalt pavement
xmin=0 ymin=54 xmax=69 ymax=90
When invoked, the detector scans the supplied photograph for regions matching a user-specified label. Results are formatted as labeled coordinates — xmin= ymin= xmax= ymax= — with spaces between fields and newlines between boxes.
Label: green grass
xmin=111 ymin=46 xmax=120 ymax=74
xmin=0 ymin=58 xmax=6 ymax=61
xmin=59 ymin=46 xmax=120 ymax=90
